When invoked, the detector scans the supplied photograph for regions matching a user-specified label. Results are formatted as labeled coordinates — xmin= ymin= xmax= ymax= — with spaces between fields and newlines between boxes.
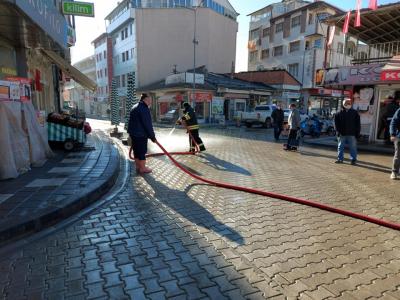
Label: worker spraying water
xmin=175 ymin=102 xmax=206 ymax=153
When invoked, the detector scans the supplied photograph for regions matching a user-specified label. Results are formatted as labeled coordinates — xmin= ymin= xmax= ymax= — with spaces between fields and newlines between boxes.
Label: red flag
xmin=343 ymin=11 xmax=351 ymax=34
xmin=355 ymin=0 xmax=361 ymax=27
xmin=369 ymin=0 xmax=377 ymax=10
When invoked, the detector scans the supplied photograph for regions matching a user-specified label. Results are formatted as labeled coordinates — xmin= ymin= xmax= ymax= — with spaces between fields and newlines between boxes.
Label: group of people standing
xmin=271 ymin=98 xmax=400 ymax=180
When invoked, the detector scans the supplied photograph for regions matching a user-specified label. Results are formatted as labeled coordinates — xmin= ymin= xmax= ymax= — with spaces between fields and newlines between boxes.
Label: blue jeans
xmin=337 ymin=135 xmax=357 ymax=161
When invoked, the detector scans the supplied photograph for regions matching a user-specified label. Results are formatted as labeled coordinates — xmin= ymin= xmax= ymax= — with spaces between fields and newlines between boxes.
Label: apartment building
xmin=248 ymin=0 xmax=359 ymax=110
xmin=95 ymin=0 xmax=238 ymax=117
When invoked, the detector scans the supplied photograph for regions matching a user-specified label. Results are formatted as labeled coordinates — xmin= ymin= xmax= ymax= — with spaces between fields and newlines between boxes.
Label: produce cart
xmin=47 ymin=122 xmax=87 ymax=151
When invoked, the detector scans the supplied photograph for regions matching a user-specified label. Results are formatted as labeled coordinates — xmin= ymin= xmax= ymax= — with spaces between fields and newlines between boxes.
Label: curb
xmin=0 ymin=141 xmax=120 ymax=246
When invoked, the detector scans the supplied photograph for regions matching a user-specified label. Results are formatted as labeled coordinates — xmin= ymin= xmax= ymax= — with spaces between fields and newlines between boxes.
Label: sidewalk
xmin=0 ymin=131 xmax=120 ymax=245
xmin=302 ymin=136 xmax=394 ymax=154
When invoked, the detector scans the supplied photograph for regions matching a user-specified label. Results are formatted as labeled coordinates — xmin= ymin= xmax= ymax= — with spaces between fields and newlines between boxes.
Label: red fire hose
xmin=129 ymin=131 xmax=400 ymax=231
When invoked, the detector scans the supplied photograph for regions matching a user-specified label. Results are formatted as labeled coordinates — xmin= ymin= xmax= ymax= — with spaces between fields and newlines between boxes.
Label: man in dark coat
xmin=128 ymin=94 xmax=157 ymax=174
xmin=176 ymin=102 xmax=206 ymax=152
xmin=334 ymin=98 xmax=361 ymax=165
xmin=271 ymin=104 xmax=284 ymax=141
xmin=389 ymin=108 xmax=400 ymax=180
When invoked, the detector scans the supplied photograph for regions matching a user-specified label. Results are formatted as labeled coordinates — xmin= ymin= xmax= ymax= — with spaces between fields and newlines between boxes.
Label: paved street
xmin=1 ymin=121 xmax=399 ymax=299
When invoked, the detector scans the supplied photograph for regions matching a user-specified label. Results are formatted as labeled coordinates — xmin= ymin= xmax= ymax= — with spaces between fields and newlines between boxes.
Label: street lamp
xmin=191 ymin=0 xmax=205 ymax=107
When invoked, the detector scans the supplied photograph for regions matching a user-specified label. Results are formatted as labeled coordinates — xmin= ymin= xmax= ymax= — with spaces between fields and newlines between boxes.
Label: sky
xmin=71 ymin=0 xmax=394 ymax=71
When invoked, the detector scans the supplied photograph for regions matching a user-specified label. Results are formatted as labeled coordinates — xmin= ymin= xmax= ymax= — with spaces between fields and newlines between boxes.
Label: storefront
xmin=323 ymin=62 xmax=400 ymax=142
xmin=305 ymin=88 xmax=349 ymax=118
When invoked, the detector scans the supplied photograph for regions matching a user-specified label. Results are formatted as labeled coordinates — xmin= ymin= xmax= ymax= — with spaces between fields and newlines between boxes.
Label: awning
xmin=41 ymin=50 xmax=97 ymax=92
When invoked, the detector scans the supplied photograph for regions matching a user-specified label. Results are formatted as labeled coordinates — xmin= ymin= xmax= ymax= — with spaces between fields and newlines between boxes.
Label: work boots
xmin=137 ymin=160 xmax=152 ymax=174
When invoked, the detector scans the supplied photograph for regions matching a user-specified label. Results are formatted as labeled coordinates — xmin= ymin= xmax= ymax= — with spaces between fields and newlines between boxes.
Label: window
xmin=122 ymin=52 xmax=125 ymax=62
xmin=103 ymin=50 xmax=107 ymax=58
xmin=104 ymin=68 xmax=107 ymax=77
xmin=131 ymin=48 xmax=135 ymax=58
xmin=288 ymin=63 xmax=299 ymax=77
xmin=116 ymin=76 xmax=120 ymax=88
xmin=273 ymin=45 xmax=283 ymax=56
xmin=305 ymin=40 xmax=310 ymax=50
xmin=338 ymin=43 xmax=344 ymax=54
xmin=249 ymin=50 xmax=258 ymax=62
xmin=275 ymin=22 xmax=283 ymax=33
xmin=250 ymin=28 xmax=260 ymax=40
xmin=125 ymin=50 xmax=129 ymax=60
xmin=314 ymin=38 xmax=322 ymax=49
xmin=99 ymin=53 xmax=102 ymax=60
xmin=100 ymin=69 xmax=103 ymax=78
xmin=121 ymin=30 xmax=125 ymax=40
xmin=261 ymin=49 xmax=269 ymax=59
xmin=262 ymin=27 xmax=270 ymax=37
xmin=106 ymin=85 xmax=108 ymax=94
xmin=308 ymin=13 xmax=314 ymax=25
xmin=291 ymin=16 xmax=301 ymax=28
xmin=130 ymin=23 xmax=133 ymax=35
xmin=289 ymin=41 xmax=300 ymax=52
xmin=122 ymin=74 xmax=126 ymax=87
xmin=125 ymin=28 xmax=128 ymax=39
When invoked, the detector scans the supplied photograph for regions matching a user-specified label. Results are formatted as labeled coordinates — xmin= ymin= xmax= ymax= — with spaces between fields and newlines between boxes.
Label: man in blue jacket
xmin=128 ymin=94 xmax=157 ymax=174
xmin=390 ymin=108 xmax=400 ymax=180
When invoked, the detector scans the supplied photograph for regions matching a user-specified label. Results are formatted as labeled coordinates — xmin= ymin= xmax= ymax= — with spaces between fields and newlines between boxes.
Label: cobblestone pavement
xmin=1 ymin=126 xmax=400 ymax=299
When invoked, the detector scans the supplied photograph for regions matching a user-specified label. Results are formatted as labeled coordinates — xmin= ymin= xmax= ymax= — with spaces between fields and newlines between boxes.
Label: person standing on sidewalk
xmin=128 ymin=94 xmax=157 ymax=174
xmin=176 ymin=102 xmax=206 ymax=152
xmin=271 ymin=104 xmax=284 ymax=141
xmin=389 ymin=107 xmax=400 ymax=180
xmin=334 ymin=98 xmax=361 ymax=165
xmin=284 ymin=103 xmax=301 ymax=151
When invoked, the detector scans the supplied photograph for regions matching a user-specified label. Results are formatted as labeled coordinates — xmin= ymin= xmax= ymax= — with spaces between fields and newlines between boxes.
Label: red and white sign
xmin=189 ymin=92 xmax=212 ymax=102
xmin=381 ymin=70 xmax=400 ymax=81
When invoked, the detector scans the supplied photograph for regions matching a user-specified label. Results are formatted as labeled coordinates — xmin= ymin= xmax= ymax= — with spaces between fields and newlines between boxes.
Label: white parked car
xmin=240 ymin=105 xmax=276 ymax=128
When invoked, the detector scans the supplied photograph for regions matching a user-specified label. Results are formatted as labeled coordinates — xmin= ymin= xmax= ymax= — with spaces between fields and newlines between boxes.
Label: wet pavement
xmin=0 ymin=123 xmax=399 ymax=299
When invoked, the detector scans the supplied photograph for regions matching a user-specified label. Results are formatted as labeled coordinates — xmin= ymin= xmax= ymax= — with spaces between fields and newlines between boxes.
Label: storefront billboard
xmin=324 ymin=64 xmax=384 ymax=86
xmin=16 ymin=0 xmax=68 ymax=48
xmin=381 ymin=70 xmax=400 ymax=81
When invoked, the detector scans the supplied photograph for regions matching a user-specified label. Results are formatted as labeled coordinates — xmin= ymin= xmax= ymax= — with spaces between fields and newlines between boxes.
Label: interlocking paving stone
xmin=0 ymin=127 xmax=399 ymax=299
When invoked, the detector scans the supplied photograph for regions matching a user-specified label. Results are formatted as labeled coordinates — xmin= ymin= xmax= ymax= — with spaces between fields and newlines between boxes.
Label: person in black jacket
xmin=128 ymin=94 xmax=157 ymax=174
xmin=334 ymin=98 xmax=361 ymax=165
xmin=271 ymin=104 xmax=284 ymax=141
xmin=389 ymin=108 xmax=400 ymax=179
xmin=176 ymin=102 xmax=206 ymax=152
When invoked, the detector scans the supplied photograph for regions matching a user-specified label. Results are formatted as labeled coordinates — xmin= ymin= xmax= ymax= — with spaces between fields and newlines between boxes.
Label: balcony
xmin=107 ymin=8 xmax=135 ymax=34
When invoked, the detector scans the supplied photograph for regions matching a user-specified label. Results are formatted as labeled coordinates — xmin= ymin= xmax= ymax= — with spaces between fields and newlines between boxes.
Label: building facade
xmin=94 ymin=0 xmax=238 ymax=120
xmin=247 ymin=0 xmax=360 ymax=112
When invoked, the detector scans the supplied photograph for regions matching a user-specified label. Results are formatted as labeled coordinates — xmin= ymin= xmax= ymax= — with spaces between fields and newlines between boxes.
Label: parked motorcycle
xmin=300 ymin=116 xmax=322 ymax=138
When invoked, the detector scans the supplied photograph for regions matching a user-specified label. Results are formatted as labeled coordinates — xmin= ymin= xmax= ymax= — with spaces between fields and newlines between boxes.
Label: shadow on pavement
xmin=300 ymin=150 xmax=392 ymax=174
xmin=142 ymin=175 xmax=244 ymax=245
xmin=199 ymin=153 xmax=252 ymax=176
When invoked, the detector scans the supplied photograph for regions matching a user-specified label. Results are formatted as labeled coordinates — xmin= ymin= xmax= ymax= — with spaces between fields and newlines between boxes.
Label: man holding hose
xmin=128 ymin=94 xmax=157 ymax=174
xmin=176 ymin=102 xmax=206 ymax=153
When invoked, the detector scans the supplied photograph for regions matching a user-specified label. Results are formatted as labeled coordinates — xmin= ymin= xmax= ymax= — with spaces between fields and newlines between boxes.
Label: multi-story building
xmin=248 ymin=0 xmax=359 ymax=111
xmin=64 ymin=55 xmax=101 ymax=116
xmin=95 ymin=0 xmax=238 ymax=118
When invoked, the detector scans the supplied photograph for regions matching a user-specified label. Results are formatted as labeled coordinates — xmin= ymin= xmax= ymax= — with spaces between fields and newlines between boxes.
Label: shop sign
xmin=62 ymin=1 xmax=95 ymax=17
xmin=381 ymin=70 xmax=400 ymax=81
xmin=5 ymin=77 xmax=32 ymax=101
xmin=282 ymin=92 xmax=300 ymax=98
xmin=0 ymin=80 xmax=21 ymax=101
xmin=15 ymin=0 xmax=68 ymax=48
xmin=67 ymin=26 xmax=76 ymax=46
xmin=324 ymin=64 xmax=384 ymax=86
xmin=0 ymin=67 xmax=17 ymax=77
xmin=189 ymin=92 xmax=212 ymax=102
xmin=165 ymin=72 xmax=204 ymax=85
